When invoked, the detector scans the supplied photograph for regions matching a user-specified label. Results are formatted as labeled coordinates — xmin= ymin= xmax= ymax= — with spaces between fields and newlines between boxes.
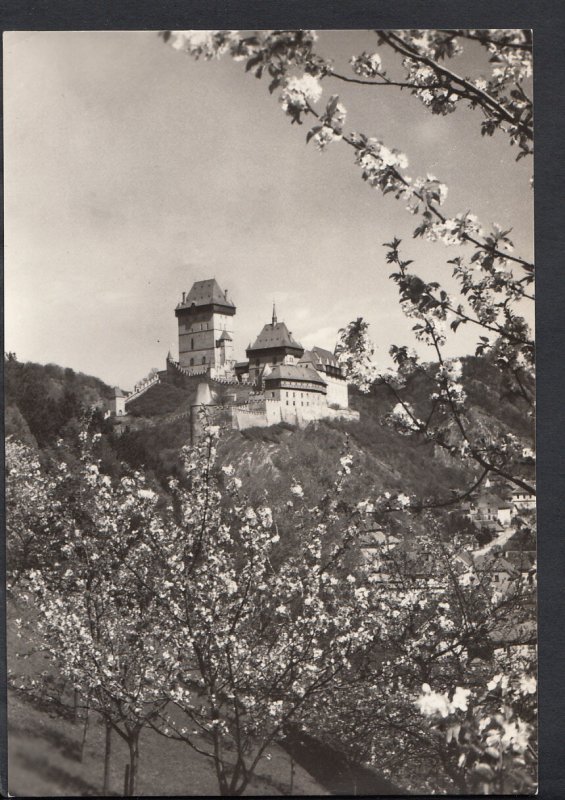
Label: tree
xmin=7 ymin=30 xmax=537 ymax=796
xmin=305 ymin=514 xmax=536 ymax=793
xmin=162 ymin=29 xmax=535 ymax=506
xmin=159 ymin=29 xmax=536 ymax=793
xmin=119 ymin=424 xmax=383 ymax=796
xmin=7 ymin=434 xmax=177 ymax=796
xmin=8 ymin=421 xmax=537 ymax=794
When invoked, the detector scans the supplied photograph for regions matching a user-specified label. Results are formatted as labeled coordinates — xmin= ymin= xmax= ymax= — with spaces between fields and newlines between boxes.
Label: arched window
xmin=202 ymin=356 xmax=206 ymax=364
xmin=190 ymin=358 xmax=194 ymax=366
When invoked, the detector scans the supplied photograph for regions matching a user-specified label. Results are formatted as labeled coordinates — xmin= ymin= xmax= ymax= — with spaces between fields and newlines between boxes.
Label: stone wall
xmin=229 ymin=397 xmax=359 ymax=431
xmin=324 ymin=374 xmax=349 ymax=408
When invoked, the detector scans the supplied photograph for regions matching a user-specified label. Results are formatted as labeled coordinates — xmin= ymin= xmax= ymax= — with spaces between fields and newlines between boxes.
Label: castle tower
xmin=175 ymin=279 xmax=236 ymax=377
xmin=246 ymin=307 xmax=304 ymax=385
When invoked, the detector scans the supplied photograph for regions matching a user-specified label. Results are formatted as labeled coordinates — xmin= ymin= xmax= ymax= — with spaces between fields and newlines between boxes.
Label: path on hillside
xmin=474 ymin=526 xmax=516 ymax=556
xmin=281 ymin=727 xmax=407 ymax=796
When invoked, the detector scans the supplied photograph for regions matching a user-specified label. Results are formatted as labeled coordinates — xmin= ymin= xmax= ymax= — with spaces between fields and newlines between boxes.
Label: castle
xmin=122 ymin=278 xmax=359 ymax=434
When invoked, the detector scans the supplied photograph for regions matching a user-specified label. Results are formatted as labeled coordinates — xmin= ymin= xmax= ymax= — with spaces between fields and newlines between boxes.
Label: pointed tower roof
xmin=248 ymin=320 xmax=303 ymax=354
xmin=184 ymin=278 xmax=235 ymax=309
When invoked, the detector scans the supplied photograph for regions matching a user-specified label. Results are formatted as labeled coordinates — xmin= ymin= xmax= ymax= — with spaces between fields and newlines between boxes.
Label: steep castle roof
xmin=312 ymin=346 xmax=339 ymax=366
xmin=113 ymin=386 xmax=126 ymax=398
xmin=301 ymin=347 xmax=340 ymax=367
xmin=264 ymin=363 xmax=326 ymax=385
xmin=248 ymin=321 xmax=303 ymax=353
xmin=183 ymin=279 xmax=235 ymax=309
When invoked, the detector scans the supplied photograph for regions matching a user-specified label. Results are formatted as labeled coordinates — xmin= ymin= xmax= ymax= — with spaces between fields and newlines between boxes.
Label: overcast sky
xmin=4 ymin=30 xmax=533 ymax=389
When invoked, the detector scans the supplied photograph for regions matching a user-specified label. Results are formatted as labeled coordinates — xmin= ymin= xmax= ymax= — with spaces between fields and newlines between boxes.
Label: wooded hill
xmin=5 ymin=353 xmax=534 ymax=517
xmin=5 ymin=355 xmax=114 ymax=449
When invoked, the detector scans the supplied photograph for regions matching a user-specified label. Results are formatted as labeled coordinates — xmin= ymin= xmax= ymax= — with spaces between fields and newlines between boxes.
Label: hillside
xmin=5 ymin=353 xmax=534 ymax=507
xmin=125 ymin=381 xmax=195 ymax=417
xmin=7 ymin=599 xmax=327 ymax=797
xmin=5 ymin=355 xmax=114 ymax=448
xmin=112 ymin=354 xmax=533 ymax=505
xmin=6 ymin=353 xmax=535 ymax=795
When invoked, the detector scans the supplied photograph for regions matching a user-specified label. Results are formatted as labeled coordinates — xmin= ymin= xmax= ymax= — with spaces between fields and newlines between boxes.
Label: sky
xmin=4 ymin=30 xmax=533 ymax=390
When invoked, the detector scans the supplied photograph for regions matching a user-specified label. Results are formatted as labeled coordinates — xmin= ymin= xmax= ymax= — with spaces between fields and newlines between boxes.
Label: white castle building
xmin=126 ymin=278 xmax=359 ymax=431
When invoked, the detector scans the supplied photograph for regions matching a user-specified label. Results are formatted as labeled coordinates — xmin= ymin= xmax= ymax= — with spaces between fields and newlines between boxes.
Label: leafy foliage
xmin=4 ymin=354 xmax=112 ymax=448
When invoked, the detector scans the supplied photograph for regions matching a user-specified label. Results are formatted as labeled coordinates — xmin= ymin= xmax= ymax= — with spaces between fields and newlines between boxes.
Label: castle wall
xmin=324 ymin=374 xmax=349 ymax=408
xmin=230 ymin=397 xmax=359 ymax=431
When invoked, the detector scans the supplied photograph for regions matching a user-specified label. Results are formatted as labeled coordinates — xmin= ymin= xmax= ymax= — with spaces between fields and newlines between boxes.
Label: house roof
xmin=113 ymin=387 xmax=126 ymax=398
xmin=475 ymin=552 xmax=519 ymax=576
xmin=183 ymin=279 xmax=235 ymax=309
xmin=511 ymin=486 xmax=536 ymax=498
xmin=301 ymin=347 xmax=341 ymax=369
xmin=218 ymin=330 xmax=232 ymax=342
xmin=475 ymin=494 xmax=509 ymax=510
xmin=313 ymin=346 xmax=339 ymax=366
xmin=248 ymin=321 xmax=303 ymax=353
xmin=454 ymin=550 xmax=474 ymax=569
xmin=504 ymin=551 xmax=536 ymax=572
xmin=264 ymin=363 xmax=327 ymax=385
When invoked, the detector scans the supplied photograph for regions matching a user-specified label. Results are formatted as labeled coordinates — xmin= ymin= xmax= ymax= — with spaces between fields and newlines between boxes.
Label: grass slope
xmin=9 ymin=692 xmax=327 ymax=797
xmin=7 ymin=600 xmax=326 ymax=797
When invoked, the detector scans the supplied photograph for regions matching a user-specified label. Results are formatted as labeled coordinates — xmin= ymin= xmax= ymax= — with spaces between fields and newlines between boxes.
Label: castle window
xmin=190 ymin=358 xmax=194 ymax=366
xmin=202 ymin=356 xmax=206 ymax=364
xmin=191 ymin=338 xmax=194 ymax=349
xmin=286 ymin=401 xmax=289 ymax=406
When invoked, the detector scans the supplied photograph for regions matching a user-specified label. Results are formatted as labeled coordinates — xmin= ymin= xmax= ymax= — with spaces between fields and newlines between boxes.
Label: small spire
xmin=272 ymin=301 xmax=277 ymax=326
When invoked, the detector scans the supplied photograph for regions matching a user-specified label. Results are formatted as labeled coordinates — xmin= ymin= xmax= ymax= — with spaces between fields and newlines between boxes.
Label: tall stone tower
xmin=175 ymin=279 xmax=236 ymax=377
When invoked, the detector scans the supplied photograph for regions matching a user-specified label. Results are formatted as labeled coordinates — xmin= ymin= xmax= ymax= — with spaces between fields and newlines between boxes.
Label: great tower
xmin=175 ymin=279 xmax=236 ymax=377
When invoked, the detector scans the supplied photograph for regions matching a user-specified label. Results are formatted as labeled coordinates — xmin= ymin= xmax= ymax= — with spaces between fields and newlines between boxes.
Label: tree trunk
xmin=102 ymin=722 xmax=112 ymax=796
xmin=127 ymin=734 xmax=140 ymax=796
xmin=289 ymin=754 xmax=295 ymax=796
xmin=79 ymin=697 xmax=90 ymax=762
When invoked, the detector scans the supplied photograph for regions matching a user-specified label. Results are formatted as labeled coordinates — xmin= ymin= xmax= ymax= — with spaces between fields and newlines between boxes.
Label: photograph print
xmin=4 ymin=28 xmax=536 ymax=796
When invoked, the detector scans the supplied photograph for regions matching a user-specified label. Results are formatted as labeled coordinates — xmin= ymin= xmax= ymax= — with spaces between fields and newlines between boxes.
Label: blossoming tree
xmin=305 ymin=514 xmax=536 ymax=792
xmin=7 ymin=434 xmax=179 ymax=796
xmin=114 ymin=426 xmax=386 ymax=795
xmin=7 ymin=30 xmax=536 ymax=794
xmin=163 ymin=28 xmax=534 ymax=507
xmin=158 ymin=29 xmax=536 ymax=793
xmin=8 ymin=423 xmax=537 ymax=794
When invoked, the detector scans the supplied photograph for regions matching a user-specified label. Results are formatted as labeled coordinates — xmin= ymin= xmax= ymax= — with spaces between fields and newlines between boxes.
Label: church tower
xmin=175 ymin=279 xmax=236 ymax=377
